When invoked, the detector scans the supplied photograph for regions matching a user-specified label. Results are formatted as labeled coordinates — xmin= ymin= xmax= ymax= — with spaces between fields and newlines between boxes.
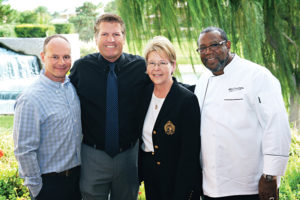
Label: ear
xmin=40 ymin=52 xmax=45 ymax=63
xmin=171 ymin=61 xmax=176 ymax=74
xmin=226 ymin=40 xmax=231 ymax=50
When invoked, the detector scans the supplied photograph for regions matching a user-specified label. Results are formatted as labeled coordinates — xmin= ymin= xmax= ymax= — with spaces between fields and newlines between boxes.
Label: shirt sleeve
xmin=253 ymin=70 xmax=291 ymax=176
xmin=13 ymin=96 xmax=42 ymax=197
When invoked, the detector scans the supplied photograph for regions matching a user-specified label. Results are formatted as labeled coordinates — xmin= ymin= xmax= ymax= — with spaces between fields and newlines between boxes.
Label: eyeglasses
xmin=147 ymin=61 xmax=170 ymax=68
xmin=196 ymin=40 xmax=227 ymax=54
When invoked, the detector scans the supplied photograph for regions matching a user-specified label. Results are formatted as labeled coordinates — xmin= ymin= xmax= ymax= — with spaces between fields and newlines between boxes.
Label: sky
xmin=4 ymin=0 xmax=112 ymax=13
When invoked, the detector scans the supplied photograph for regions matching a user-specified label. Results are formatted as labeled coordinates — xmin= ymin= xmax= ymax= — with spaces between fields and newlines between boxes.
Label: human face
xmin=147 ymin=51 xmax=175 ymax=87
xmin=198 ymin=31 xmax=230 ymax=75
xmin=95 ymin=22 xmax=125 ymax=62
xmin=41 ymin=38 xmax=71 ymax=83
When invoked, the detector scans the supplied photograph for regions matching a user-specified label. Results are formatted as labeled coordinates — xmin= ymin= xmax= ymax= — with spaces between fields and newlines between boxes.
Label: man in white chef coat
xmin=194 ymin=26 xmax=291 ymax=200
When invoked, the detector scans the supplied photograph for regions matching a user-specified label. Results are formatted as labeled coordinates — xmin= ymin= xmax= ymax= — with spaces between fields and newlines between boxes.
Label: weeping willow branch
xmin=116 ymin=0 xmax=300 ymax=105
xmin=282 ymin=32 xmax=299 ymax=71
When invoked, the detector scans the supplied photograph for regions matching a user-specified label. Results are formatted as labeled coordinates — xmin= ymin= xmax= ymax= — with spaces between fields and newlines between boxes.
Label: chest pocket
xmin=223 ymin=89 xmax=245 ymax=101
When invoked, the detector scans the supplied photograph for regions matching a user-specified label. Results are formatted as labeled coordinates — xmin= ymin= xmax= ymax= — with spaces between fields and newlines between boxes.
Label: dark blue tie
xmin=105 ymin=63 xmax=119 ymax=157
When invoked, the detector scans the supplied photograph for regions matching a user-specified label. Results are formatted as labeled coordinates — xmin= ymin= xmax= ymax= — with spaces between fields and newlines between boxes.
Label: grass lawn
xmin=0 ymin=115 xmax=13 ymax=133
xmin=0 ymin=115 xmax=299 ymax=200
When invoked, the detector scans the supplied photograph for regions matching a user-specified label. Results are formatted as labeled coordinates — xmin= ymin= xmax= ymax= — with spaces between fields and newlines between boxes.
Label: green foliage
xmin=69 ymin=2 xmax=100 ymax=42
xmin=0 ymin=0 xmax=17 ymax=24
xmin=0 ymin=115 xmax=13 ymax=130
xmin=14 ymin=24 xmax=49 ymax=38
xmin=0 ymin=24 xmax=15 ymax=37
xmin=80 ymin=42 xmax=97 ymax=57
xmin=34 ymin=6 xmax=52 ymax=24
xmin=18 ymin=10 xmax=38 ymax=24
xmin=54 ymin=23 xmax=73 ymax=34
xmin=117 ymin=0 xmax=300 ymax=104
xmin=104 ymin=0 xmax=117 ymax=14
xmin=279 ymin=133 xmax=300 ymax=199
xmin=0 ymin=119 xmax=29 ymax=200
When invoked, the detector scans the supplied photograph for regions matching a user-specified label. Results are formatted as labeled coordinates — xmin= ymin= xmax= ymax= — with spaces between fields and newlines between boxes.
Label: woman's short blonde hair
xmin=144 ymin=36 xmax=176 ymax=64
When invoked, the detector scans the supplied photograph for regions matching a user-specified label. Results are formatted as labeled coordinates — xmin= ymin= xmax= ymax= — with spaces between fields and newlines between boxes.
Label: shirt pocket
xmin=221 ymin=90 xmax=251 ymax=125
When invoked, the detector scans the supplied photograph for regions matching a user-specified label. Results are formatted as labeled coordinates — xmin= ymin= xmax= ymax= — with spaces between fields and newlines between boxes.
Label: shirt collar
xmin=223 ymin=54 xmax=238 ymax=75
xmin=40 ymin=69 xmax=70 ymax=88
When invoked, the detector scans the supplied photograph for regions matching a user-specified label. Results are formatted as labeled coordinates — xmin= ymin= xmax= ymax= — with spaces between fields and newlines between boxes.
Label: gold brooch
xmin=164 ymin=121 xmax=175 ymax=135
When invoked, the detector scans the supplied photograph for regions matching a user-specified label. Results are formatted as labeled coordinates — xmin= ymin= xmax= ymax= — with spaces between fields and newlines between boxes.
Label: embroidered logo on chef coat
xmin=228 ymin=87 xmax=244 ymax=92
xmin=164 ymin=121 xmax=175 ymax=135
xmin=225 ymin=87 xmax=245 ymax=101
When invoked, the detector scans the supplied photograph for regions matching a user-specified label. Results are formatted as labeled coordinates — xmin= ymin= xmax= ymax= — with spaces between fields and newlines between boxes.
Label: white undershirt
xmin=141 ymin=93 xmax=165 ymax=152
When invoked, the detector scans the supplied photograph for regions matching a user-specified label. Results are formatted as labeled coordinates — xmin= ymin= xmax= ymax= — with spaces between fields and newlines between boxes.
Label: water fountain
xmin=0 ymin=44 xmax=41 ymax=114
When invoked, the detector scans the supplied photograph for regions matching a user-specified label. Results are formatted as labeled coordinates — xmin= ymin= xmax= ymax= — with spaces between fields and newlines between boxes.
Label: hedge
xmin=54 ymin=23 xmax=72 ymax=34
xmin=14 ymin=24 xmax=53 ymax=38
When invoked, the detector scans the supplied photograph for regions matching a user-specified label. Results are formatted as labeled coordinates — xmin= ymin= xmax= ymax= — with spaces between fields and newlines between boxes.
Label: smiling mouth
xmin=106 ymin=45 xmax=116 ymax=48
xmin=152 ymin=74 xmax=162 ymax=77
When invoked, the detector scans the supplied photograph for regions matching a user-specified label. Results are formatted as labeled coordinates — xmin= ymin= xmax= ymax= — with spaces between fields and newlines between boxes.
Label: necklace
xmin=152 ymin=93 xmax=164 ymax=111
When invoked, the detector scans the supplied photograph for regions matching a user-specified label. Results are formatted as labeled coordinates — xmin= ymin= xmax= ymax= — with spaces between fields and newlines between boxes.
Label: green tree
xmin=69 ymin=2 xmax=102 ymax=41
xmin=35 ymin=6 xmax=52 ymax=24
xmin=0 ymin=0 xmax=17 ymax=24
xmin=104 ymin=0 xmax=117 ymax=14
xmin=18 ymin=10 xmax=38 ymax=24
xmin=117 ymin=0 xmax=300 ymax=113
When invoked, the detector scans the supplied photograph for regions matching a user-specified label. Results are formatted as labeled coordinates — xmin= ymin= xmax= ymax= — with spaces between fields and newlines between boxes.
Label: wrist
xmin=263 ymin=174 xmax=277 ymax=182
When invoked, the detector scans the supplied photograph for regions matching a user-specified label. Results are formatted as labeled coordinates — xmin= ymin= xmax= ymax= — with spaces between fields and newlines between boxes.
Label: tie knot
xmin=109 ymin=63 xmax=115 ymax=72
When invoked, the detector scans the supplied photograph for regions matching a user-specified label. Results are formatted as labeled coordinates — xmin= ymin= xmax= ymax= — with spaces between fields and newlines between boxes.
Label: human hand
xmin=258 ymin=174 xmax=278 ymax=200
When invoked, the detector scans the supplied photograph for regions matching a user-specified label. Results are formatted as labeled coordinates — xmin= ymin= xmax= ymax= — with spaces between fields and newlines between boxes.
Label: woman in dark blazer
xmin=139 ymin=36 xmax=202 ymax=200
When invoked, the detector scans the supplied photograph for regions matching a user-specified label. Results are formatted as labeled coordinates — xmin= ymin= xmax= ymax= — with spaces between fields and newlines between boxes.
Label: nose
xmin=202 ymin=47 xmax=213 ymax=54
xmin=153 ymin=63 xmax=160 ymax=70
xmin=57 ymin=57 xmax=66 ymax=65
xmin=107 ymin=35 xmax=115 ymax=42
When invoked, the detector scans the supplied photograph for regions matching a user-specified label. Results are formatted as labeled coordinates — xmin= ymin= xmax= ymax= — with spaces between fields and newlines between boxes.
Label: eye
xmin=160 ymin=61 xmax=168 ymax=65
xmin=63 ymin=55 xmax=71 ymax=60
xmin=101 ymin=33 xmax=108 ymax=37
xmin=113 ymin=33 xmax=121 ymax=37
xmin=52 ymin=55 xmax=59 ymax=59
xmin=199 ymin=47 xmax=207 ymax=51
xmin=209 ymin=43 xmax=219 ymax=47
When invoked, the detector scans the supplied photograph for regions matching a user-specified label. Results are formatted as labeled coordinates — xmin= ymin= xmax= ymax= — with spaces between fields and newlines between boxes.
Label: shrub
xmin=0 ymin=125 xmax=29 ymax=200
xmin=54 ymin=23 xmax=73 ymax=34
xmin=0 ymin=25 xmax=16 ymax=37
xmin=14 ymin=24 xmax=49 ymax=38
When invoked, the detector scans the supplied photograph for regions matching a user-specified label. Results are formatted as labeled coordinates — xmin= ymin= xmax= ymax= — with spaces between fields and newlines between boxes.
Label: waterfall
xmin=0 ymin=46 xmax=40 ymax=114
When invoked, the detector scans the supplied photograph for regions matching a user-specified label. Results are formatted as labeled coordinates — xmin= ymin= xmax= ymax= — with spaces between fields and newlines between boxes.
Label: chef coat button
xmin=154 ymin=145 xmax=158 ymax=149
xmin=157 ymin=161 xmax=160 ymax=165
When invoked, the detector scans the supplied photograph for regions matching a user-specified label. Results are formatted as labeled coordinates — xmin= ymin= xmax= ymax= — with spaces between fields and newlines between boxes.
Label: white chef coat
xmin=194 ymin=55 xmax=291 ymax=197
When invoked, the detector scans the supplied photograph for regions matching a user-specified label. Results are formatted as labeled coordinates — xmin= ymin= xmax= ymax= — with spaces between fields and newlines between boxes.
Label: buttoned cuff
xmin=28 ymin=183 xmax=42 ymax=198
xmin=263 ymin=154 xmax=289 ymax=176
xmin=24 ymin=176 xmax=42 ymax=197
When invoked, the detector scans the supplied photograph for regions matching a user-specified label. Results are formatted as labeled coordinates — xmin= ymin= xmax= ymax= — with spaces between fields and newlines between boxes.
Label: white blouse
xmin=141 ymin=93 xmax=165 ymax=152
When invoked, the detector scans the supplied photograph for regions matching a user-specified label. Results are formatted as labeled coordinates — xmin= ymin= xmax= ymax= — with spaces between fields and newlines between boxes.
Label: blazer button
xmin=157 ymin=161 xmax=160 ymax=165
xmin=154 ymin=145 xmax=158 ymax=149
xmin=152 ymin=152 xmax=154 ymax=155
xmin=153 ymin=130 xmax=156 ymax=135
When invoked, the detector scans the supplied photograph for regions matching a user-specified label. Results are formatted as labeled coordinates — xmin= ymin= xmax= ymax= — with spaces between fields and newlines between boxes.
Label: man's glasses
xmin=147 ymin=61 xmax=170 ymax=68
xmin=196 ymin=40 xmax=227 ymax=54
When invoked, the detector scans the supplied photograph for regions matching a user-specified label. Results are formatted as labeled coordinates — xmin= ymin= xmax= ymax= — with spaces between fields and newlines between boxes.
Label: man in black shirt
xmin=70 ymin=14 xmax=149 ymax=200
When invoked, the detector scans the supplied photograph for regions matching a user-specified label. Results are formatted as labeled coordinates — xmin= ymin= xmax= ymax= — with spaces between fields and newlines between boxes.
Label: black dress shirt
xmin=70 ymin=53 xmax=150 ymax=152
